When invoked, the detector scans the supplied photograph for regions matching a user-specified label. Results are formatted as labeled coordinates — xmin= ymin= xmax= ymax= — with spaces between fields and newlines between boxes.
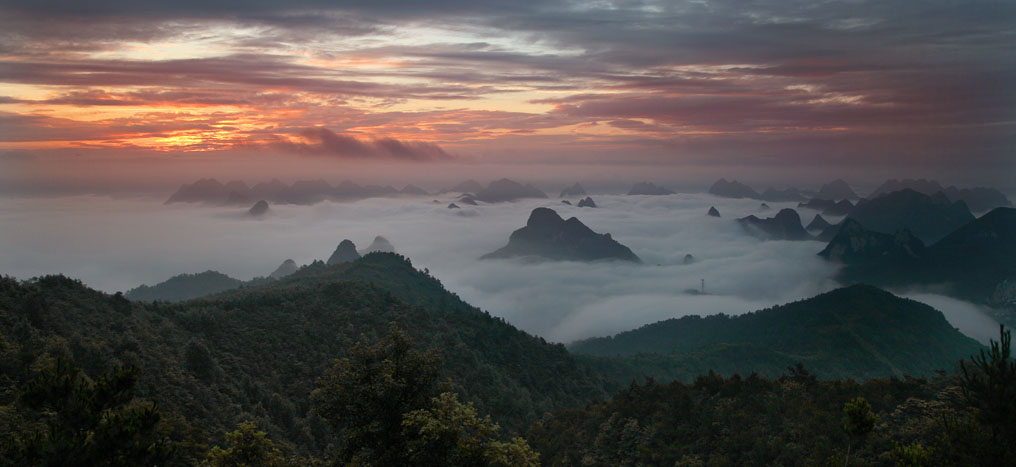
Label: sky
xmin=1 ymin=0 xmax=1014 ymax=192
xmin=0 ymin=192 xmax=1000 ymax=344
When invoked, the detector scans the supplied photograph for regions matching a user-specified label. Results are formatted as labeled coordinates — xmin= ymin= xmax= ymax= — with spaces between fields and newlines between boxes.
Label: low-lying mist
xmin=0 ymin=193 xmax=999 ymax=343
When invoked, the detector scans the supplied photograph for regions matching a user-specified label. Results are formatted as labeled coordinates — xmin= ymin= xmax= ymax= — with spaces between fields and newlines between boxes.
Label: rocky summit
xmin=482 ymin=208 xmax=640 ymax=262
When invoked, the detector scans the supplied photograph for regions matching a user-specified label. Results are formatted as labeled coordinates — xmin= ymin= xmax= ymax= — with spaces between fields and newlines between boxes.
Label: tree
xmin=8 ymin=359 xmax=174 ymax=466
xmin=311 ymin=325 xmax=442 ymax=465
xmin=401 ymin=392 xmax=539 ymax=467
xmin=842 ymin=397 xmax=876 ymax=466
xmin=202 ymin=421 xmax=294 ymax=467
xmin=959 ymin=324 xmax=1016 ymax=462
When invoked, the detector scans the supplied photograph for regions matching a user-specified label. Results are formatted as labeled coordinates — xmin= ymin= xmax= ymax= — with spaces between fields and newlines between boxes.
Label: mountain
xmin=708 ymin=179 xmax=759 ymax=199
xmin=165 ymin=178 xmax=232 ymax=204
xmin=268 ymin=259 xmax=298 ymax=279
xmin=247 ymin=200 xmax=269 ymax=217
xmin=569 ymin=285 xmax=982 ymax=380
xmin=818 ymin=219 xmax=925 ymax=267
xmin=736 ymin=208 xmax=811 ymax=241
xmin=444 ymin=179 xmax=484 ymax=194
xmin=458 ymin=194 xmax=478 ymax=205
xmin=806 ymin=214 xmax=831 ymax=232
xmin=250 ymin=178 xmax=296 ymax=204
xmin=707 ymin=206 xmax=720 ymax=217
xmin=868 ymin=179 xmax=1011 ymax=212
xmin=920 ymin=207 xmax=1016 ymax=301
xmin=165 ymin=178 xmax=446 ymax=206
xmin=447 ymin=203 xmax=460 ymax=209
xmin=798 ymin=198 xmax=854 ymax=216
xmin=474 ymin=178 xmax=547 ymax=203
xmin=826 ymin=199 xmax=855 ymax=215
xmin=0 ymin=254 xmax=612 ymax=460
xmin=577 ymin=196 xmax=597 ymax=208
xmin=846 ymin=189 xmax=974 ymax=243
xmin=869 ymin=179 xmax=945 ymax=198
xmin=360 ymin=235 xmax=396 ymax=254
xmin=288 ymin=179 xmax=332 ymax=204
xmin=818 ymin=208 xmax=1016 ymax=304
xmin=817 ymin=179 xmax=858 ymax=200
xmin=327 ymin=239 xmax=361 ymax=265
xmin=559 ymin=183 xmax=587 ymax=198
xmin=942 ymin=186 xmax=1012 ymax=212
xmin=815 ymin=220 xmax=844 ymax=241
xmin=561 ymin=200 xmax=572 ymax=205
xmin=628 ymin=182 xmax=674 ymax=196
xmin=400 ymin=184 xmax=429 ymax=196
xmin=481 ymin=208 xmax=640 ymax=262
xmin=760 ymin=187 xmax=806 ymax=202
xmin=124 ymin=270 xmax=246 ymax=302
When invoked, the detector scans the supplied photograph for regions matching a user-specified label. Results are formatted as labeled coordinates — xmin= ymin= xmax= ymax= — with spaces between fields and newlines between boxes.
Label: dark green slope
xmin=570 ymin=285 xmax=983 ymax=382
xmin=0 ymin=254 xmax=609 ymax=460
xmin=124 ymin=270 xmax=250 ymax=302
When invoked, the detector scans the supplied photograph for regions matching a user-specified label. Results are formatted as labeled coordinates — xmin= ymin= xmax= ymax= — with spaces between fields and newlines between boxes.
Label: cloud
xmin=0 ymin=0 xmax=1012 ymax=175
xmin=0 ymin=192 xmax=850 ymax=343
xmin=263 ymin=128 xmax=453 ymax=161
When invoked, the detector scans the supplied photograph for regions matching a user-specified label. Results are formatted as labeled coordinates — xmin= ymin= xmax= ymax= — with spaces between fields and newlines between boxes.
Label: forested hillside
xmin=0 ymin=253 xmax=609 ymax=463
xmin=1 ymin=255 xmax=1011 ymax=465
xmin=570 ymin=285 xmax=982 ymax=383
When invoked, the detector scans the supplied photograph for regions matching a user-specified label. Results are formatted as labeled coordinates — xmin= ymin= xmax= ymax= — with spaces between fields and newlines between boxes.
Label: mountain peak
xmin=327 ymin=240 xmax=361 ymax=265
xmin=483 ymin=208 xmax=640 ymax=262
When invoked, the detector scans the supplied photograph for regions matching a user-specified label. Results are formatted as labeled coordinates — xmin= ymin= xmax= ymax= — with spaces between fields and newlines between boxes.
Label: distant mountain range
xmin=474 ymin=178 xmax=548 ymax=202
xmin=628 ymin=182 xmax=674 ymax=196
xmin=819 ymin=207 xmax=1016 ymax=304
xmin=482 ymin=208 xmax=640 ymax=262
xmin=571 ymin=285 xmax=982 ymax=380
xmin=705 ymin=177 xmax=1010 ymax=213
xmin=166 ymin=178 xmax=431 ymax=205
xmin=817 ymin=179 xmax=859 ymax=200
xmin=125 ymin=236 xmax=395 ymax=302
xmin=845 ymin=189 xmax=974 ymax=244
xmin=737 ymin=208 xmax=811 ymax=241
xmin=559 ymin=183 xmax=587 ymax=198
xmin=869 ymin=179 xmax=1012 ymax=212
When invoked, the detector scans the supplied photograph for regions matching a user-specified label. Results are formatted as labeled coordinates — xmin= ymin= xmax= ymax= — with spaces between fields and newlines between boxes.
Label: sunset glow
xmin=0 ymin=0 xmax=1013 ymax=185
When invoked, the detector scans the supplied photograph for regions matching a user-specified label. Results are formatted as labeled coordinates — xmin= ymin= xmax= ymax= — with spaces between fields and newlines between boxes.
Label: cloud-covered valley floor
xmin=0 ymin=193 xmax=1000 ymax=344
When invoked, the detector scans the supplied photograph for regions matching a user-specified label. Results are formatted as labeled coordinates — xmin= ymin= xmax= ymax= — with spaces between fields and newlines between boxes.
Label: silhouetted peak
xmin=527 ymin=207 xmax=565 ymax=228
xmin=560 ymin=183 xmax=587 ymax=198
xmin=361 ymin=235 xmax=396 ymax=254
xmin=327 ymin=240 xmax=361 ymax=265
xmin=248 ymin=200 xmax=269 ymax=217
xmin=628 ymin=182 xmax=674 ymax=196
xmin=269 ymin=259 xmax=298 ymax=279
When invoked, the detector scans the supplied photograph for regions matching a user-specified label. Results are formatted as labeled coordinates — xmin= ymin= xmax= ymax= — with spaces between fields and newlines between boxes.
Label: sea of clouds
xmin=0 ymin=192 xmax=1000 ymax=344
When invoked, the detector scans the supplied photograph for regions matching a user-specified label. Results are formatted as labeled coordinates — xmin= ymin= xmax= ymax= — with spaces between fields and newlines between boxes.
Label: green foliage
xmin=572 ymin=285 xmax=983 ymax=382
xmin=526 ymin=371 xmax=935 ymax=466
xmin=843 ymin=397 xmax=876 ymax=439
xmin=312 ymin=326 xmax=443 ymax=465
xmin=125 ymin=271 xmax=245 ymax=302
xmin=0 ymin=254 xmax=609 ymax=460
xmin=202 ymin=421 xmax=297 ymax=467
xmin=842 ymin=397 xmax=876 ymax=466
xmin=6 ymin=359 xmax=174 ymax=466
xmin=402 ymin=392 xmax=540 ymax=467
xmin=958 ymin=324 xmax=1016 ymax=463
xmin=890 ymin=442 xmax=934 ymax=467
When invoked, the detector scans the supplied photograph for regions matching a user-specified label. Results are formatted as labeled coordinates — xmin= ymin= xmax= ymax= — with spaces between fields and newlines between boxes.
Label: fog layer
xmin=0 ymin=193 xmax=996 ymax=343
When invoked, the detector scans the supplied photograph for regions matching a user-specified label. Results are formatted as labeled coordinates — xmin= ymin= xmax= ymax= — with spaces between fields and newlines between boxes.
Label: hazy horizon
xmin=0 ymin=191 xmax=1001 ymax=345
